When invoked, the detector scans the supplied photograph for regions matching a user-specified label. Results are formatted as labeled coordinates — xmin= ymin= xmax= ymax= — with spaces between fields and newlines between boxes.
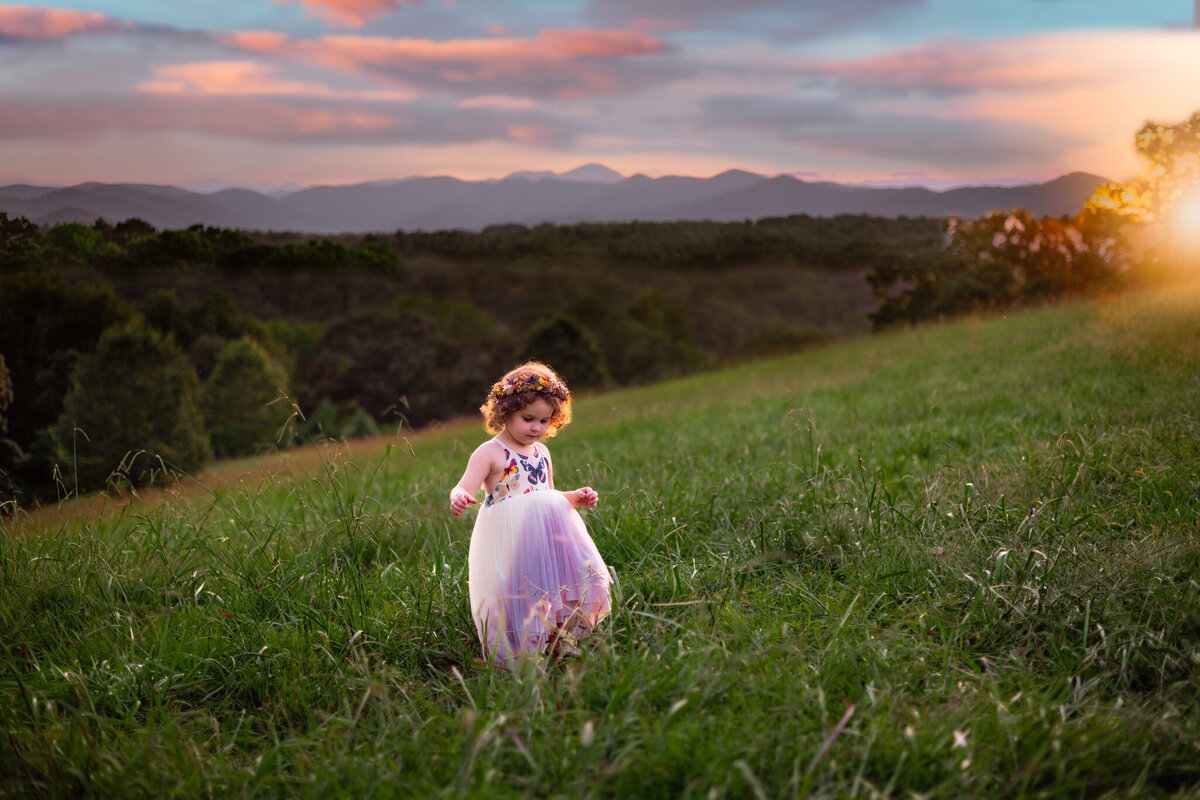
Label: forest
xmin=0 ymin=203 xmax=1135 ymax=507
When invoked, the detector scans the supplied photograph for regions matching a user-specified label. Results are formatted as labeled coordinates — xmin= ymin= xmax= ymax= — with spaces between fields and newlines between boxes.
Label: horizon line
xmin=0 ymin=167 xmax=1105 ymax=195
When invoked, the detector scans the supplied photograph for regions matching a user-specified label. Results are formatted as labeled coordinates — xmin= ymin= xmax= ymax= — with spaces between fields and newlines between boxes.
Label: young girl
xmin=450 ymin=361 xmax=612 ymax=665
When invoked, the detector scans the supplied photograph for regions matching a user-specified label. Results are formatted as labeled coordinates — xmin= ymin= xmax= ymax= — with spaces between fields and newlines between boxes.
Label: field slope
xmin=3 ymin=282 xmax=1200 ymax=798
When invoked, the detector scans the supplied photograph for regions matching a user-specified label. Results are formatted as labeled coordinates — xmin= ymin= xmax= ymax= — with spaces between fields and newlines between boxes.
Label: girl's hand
xmin=450 ymin=487 xmax=478 ymax=516
xmin=570 ymin=487 xmax=598 ymax=508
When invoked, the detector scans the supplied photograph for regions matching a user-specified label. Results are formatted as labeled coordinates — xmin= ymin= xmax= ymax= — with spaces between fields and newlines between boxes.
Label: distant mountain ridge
xmin=501 ymin=163 xmax=626 ymax=184
xmin=0 ymin=167 xmax=1108 ymax=234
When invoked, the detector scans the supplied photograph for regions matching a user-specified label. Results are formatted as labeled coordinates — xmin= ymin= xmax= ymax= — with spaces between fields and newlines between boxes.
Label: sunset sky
xmin=0 ymin=0 xmax=1196 ymax=190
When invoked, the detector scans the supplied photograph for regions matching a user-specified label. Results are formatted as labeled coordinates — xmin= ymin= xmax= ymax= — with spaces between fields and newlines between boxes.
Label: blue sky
xmin=0 ymin=0 xmax=1195 ymax=188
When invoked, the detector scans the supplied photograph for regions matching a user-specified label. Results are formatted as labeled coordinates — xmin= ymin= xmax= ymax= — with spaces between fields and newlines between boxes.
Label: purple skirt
xmin=468 ymin=489 xmax=612 ymax=664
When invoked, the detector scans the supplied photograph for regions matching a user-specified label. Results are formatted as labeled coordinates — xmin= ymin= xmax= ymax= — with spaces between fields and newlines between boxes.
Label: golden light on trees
xmin=1085 ymin=181 xmax=1149 ymax=220
xmin=1087 ymin=111 xmax=1200 ymax=225
xmin=1086 ymin=110 xmax=1200 ymax=267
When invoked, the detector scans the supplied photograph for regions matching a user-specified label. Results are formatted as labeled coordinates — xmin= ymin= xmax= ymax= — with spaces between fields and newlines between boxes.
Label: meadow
xmin=3 ymin=280 xmax=1199 ymax=798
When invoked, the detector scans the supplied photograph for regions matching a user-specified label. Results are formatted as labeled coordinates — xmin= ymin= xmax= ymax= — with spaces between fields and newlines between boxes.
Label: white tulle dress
xmin=467 ymin=439 xmax=612 ymax=664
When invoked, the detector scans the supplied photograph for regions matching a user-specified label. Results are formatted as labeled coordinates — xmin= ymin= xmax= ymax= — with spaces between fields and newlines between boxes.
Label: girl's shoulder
xmin=470 ymin=437 xmax=508 ymax=463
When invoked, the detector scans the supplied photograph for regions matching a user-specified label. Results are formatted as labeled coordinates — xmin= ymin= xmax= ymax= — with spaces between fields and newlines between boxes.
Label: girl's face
xmin=505 ymin=397 xmax=555 ymax=447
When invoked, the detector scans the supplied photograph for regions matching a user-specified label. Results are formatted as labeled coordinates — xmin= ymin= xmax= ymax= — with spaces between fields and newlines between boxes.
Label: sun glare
xmin=1170 ymin=186 xmax=1200 ymax=254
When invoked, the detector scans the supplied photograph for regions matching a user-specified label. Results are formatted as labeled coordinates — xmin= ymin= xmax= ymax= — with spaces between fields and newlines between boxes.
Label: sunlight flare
xmin=1170 ymin=185 xmax=1200 ymax=249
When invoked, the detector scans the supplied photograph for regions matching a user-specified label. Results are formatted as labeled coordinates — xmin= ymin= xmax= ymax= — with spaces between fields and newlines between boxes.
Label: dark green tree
xmin=41 ymin=223 xmax=121 ymax=266
xmin=142 ymin=289 xmax=193 ymax=348
xmin=0 ymin=212 xmax=38 ymax=251
xmin=265 ymin=239 xmax=351 ymax=272
xmin=517 ymin=314 xmax=609 ymax=389
xmin=53 ymin=320 xmax=210 ymax=492
xmin=299 ymin=310 xmax=451 ymax=427
xmin=351 ymin=239 xmax=403 ymax=276
xmin=0 ymin=269 xmax=135 ymax=448
xmin=1 ymin=213 xmax=39 ymax=270
xmin=196 ymin=226 xmax=253 ymax=256
xmin=126 ymin=227 xmax=214 ymax=269
xmin=298 ymin=305 xmax=504 ymax=429
xmin=201 ymin=337 xmax=290 ymax=458
xmin=264 ymin=319 xmax=321 ymax=381
xmin=605 ymin=290 xmax=712 ymax=383
xmin=188 ymin=290 xmax=247 ymax=341
xmin=0 ymin=354 xmax=11 ymax=436
xmin=0 ymin=353 xmax=23 ymax=508
xmin=110 ymin=218 xmax=156 ymax=247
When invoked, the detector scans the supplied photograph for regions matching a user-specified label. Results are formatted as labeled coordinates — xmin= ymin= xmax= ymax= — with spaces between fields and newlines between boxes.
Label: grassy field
xmin=3 ymin=281 xmax=1200 ymax=798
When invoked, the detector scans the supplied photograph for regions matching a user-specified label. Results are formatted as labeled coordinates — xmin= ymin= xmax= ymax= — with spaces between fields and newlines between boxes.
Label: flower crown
xmin=490 ymin=373 xmax=570 ymax=400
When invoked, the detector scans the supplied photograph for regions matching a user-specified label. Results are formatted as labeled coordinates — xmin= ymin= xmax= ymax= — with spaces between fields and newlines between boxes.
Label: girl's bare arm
xmin=544 ymin=446 xmax=598 ymax=508
xmin=450 ymin=442 xmax=500 ymax=515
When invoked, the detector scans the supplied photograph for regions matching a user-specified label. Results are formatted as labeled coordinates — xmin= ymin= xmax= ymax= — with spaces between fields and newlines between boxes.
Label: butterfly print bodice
xmin=485 ymin=441 xmax=548 ymax=507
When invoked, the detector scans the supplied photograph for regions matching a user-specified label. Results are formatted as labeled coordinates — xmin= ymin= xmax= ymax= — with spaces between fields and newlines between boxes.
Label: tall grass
xmin=3 ymin=282 xmax=1199 ymax=798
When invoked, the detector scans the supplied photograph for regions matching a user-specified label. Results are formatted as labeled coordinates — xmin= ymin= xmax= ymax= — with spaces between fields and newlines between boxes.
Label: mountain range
xmin=0 ymin=166 xmax=1108 ymax=234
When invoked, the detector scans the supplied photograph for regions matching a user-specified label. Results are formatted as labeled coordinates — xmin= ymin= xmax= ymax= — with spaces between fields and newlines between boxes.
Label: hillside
xmin=0 ymin=170 xmax=1108 ymax=233
xmin=6 ymin=281 xmax=1199 ymax=797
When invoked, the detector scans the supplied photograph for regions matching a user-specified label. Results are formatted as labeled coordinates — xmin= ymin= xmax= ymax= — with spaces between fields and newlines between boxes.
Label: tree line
xmin=0 ymin=195 xmax=1141 ymax=507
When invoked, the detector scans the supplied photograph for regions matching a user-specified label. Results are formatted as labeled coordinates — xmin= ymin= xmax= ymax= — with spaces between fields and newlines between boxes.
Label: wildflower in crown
xmin=490 ymin=371 xmax=570 ymax=400
xmin=480 ymin=361 xmax=574 ymax=437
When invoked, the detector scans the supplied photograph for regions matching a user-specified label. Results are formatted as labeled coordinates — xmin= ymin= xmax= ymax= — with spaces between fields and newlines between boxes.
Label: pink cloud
xmin=271 ymin=0 xmax=419 ymax=28
xmin=812 ymin=37 xmax=1099 ymax=96
xmin=506 ymin=124 xmax=558 ymax=147
xmin=0 ymin=92 xmax=577 ymax=148
xmin=459 ymin=95 xmax=538 ymax=110
xmin=226 ymin=30 xmax=293 ymax=51
xmin=223 ymin=27 xmax=670 ymax=99
xmin=137 ymin=61 xmax=415 ymax=102
xmin=0 ymin=4 xmax=131 ymax=39
xmin=0 ymin=97 xmax=401 ymax=143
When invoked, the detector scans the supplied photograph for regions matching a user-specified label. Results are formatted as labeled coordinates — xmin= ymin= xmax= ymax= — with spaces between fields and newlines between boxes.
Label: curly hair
xmin=479 ymin=361 xmax=573 ymax=436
